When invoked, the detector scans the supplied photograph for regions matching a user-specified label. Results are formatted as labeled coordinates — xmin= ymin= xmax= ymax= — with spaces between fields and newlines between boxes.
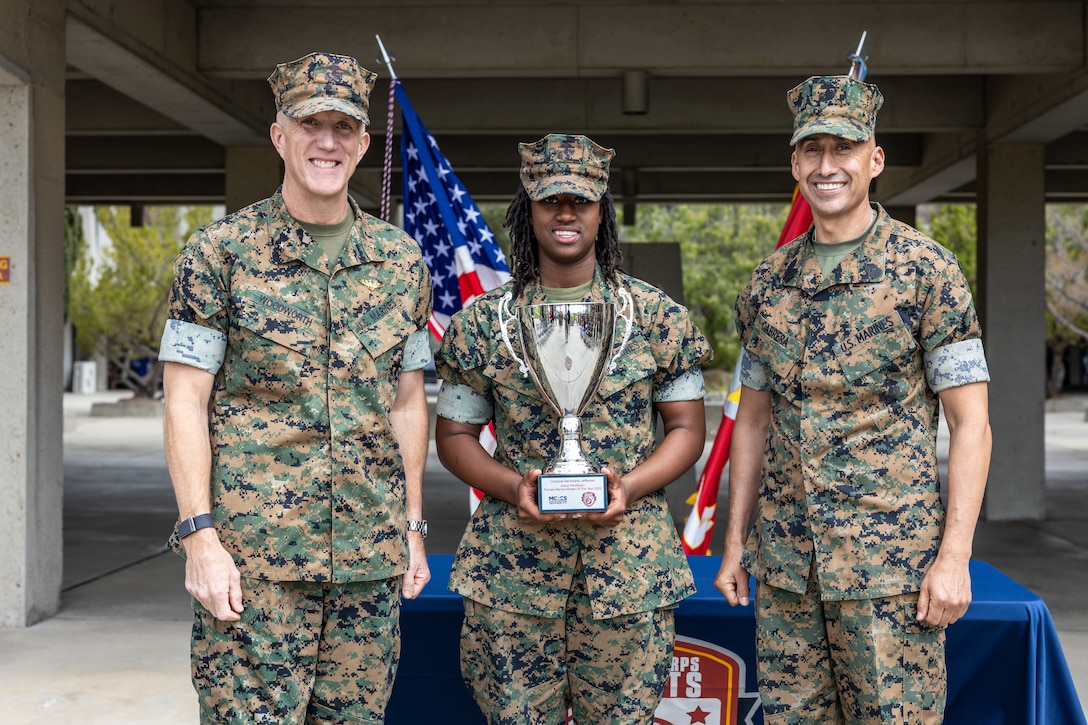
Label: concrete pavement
xmin=1 ymin=390 xmax=1085 ymax=723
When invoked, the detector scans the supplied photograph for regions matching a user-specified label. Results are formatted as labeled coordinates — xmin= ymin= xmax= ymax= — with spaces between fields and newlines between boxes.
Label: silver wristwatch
xmin=407 ymin=519 xmax=428 ymax=539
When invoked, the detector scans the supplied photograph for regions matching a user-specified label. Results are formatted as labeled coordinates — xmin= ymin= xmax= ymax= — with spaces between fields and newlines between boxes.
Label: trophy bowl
xmin=516 ymin=302 xmax=616 ymax=513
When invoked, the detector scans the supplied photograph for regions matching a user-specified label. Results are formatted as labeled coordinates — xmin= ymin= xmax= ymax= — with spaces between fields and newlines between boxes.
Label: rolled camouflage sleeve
xmin=653 ymin=368 xmax=706 ymax=402
xmin=732 ymin=283 xmax=769 ymax=390
xmin=918 ymin=255 xmax=989 ymax=391
xmin=737 ymin=348 xmax=769 ymax=391
xmin=434 ymin=304 xmax=495 ymax=420
xmin=159 ymin=319 xmax=226 ymax=374
xmin=160 ymin=231 xmax=230 ymax=373
xmin=401 ymin=328 xmax=432 ymax=372
xmin=436 ymin=381 xmax=493 ymax=424
xmin=649 ymin=292 xmax=713 ymax=397
xmin=925 ymin=338 xmax=989 ymax=392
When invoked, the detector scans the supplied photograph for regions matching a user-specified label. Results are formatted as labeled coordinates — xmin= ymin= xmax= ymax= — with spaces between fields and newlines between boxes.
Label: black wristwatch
xmin=177 ymin=513 xmax=215 ymax=539
xmin=407 ymin=519 xmax=428 ymax=540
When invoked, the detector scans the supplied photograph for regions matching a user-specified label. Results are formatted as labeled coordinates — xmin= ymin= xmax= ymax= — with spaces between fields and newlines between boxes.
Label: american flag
xmin=394 ymin=80 xmax=511 ymax=339
xmin=391 ymin=80 xmax=510 ymax=511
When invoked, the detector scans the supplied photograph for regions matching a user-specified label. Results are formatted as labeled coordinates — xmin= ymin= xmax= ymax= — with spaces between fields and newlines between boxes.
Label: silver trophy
xmin=499 ymin=290 xmax=633 ymax=513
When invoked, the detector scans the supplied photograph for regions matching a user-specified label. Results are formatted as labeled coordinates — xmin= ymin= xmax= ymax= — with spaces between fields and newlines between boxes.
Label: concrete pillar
xmin=0 ymin=0 xmax=67 ymax=626
xmin=618 ymin=242 xmax=685 ymax=305
xmin=225 ymin=146 xmax=282 ymax=214
xmin=976 ymin=143 xmax=1046 ymax=521
xmin=884 ymin=205 xmax=917 ymax=228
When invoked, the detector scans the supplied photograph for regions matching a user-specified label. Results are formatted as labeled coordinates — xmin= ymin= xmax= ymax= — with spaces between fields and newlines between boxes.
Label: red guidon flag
xmin=681 ymin=187 xmax=811 ymax=555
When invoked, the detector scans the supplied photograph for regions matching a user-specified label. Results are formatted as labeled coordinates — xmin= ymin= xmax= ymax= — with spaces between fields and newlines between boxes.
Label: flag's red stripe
xmin=776 ymin=186 xmax=813 ymax=249
xmin=458 ymin=270 xmax=485 ymax=301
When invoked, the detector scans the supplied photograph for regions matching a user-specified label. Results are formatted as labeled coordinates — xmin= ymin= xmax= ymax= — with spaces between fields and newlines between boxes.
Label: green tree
xmin=64 ymin=207 xmax=85 ymax=319
xmin=68 ymin=206 xmax=215 ymax=398
xmin=920 ymin=204 xmax=978 ymax=294
xmin=623 ymin=203 xmax=789 ymax=379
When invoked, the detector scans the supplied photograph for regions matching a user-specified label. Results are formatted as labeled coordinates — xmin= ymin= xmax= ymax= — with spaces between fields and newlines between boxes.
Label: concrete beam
xmin=198 ymin=2 xmax=1083 ymax=78
xmin=878 ymin=133 xmax=979 ymax=206
xmin=67 ymin=135 xmax=224 ymax=172
xmin=987 ymin=70 xmax=1088 ymax=144
xmin=66 ymin=2 xmax=266 ymax=146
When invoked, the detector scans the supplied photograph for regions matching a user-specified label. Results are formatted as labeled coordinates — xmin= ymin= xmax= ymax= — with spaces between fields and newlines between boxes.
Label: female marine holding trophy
xmin=434 ymin=134 xmax=712 ymax=724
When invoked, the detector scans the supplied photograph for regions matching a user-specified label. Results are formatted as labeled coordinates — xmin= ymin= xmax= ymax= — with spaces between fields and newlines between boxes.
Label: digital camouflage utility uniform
xmin=736 ymin=203 xmax=990 ymax=723
xmin=160 ymin=188 xmax=432 ymax=722
xmin=436 ymin=266 xmax=711 ymax=724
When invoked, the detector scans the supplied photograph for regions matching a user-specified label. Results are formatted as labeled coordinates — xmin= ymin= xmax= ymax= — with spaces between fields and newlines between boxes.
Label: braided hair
xmin=503 ymin=188 xmax=623 ymax=297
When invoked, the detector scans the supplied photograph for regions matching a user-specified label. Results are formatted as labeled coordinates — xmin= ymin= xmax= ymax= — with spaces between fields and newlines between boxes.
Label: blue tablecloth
xmin=388 ymin=556 xmax=1085 ymax=724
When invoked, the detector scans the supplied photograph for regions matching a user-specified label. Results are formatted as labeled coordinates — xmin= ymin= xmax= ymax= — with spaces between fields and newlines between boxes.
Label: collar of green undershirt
xmin=540 ymin=279 xmax=594 ymax=303
xmin=297 ymin=208 xmax=354 ymax=264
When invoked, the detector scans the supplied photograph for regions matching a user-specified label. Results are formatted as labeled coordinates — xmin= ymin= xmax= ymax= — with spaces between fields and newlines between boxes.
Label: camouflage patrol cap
xmin=788 ymin=75 xmax=884 ymax=146
xmin=518 ymin=134 xmax=615 ymax=201
xmin=267 ymin=52 xmax=377 ymax=125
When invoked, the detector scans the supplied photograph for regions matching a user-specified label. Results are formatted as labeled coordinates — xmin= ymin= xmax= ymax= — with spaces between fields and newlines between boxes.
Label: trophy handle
xmin=608 ymin=286 xmax=634 ymax=375
xmin=498 ymin=292 xmax=530 ymax=377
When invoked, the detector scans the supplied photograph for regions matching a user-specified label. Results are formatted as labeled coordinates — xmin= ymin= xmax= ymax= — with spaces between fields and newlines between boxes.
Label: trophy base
xmin=538 ymin=472 xmax=608 ymax=514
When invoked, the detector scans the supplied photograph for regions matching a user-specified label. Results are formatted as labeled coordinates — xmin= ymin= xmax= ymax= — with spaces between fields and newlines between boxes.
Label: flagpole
xmin=848 ymin=31 xmax=868 ymax=81
xmin=375 ymin=34 xmax=398 ymax=81
xmin=375 ymin=35 xmax=398 ymax=221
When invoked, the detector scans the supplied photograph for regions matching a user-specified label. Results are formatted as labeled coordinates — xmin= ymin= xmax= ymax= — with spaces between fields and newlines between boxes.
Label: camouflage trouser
xmin=459 ymin=564 xmax=675 ymax=725
xmin=755 ymin=572 xmax=946 ymax=725
xmin=190 ymin=575 xmax=401 ymax=724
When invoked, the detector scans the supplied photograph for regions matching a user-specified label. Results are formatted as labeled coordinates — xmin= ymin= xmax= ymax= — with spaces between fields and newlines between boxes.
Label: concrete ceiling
xmin=62 ymin=0 xmax=1088 ymax=210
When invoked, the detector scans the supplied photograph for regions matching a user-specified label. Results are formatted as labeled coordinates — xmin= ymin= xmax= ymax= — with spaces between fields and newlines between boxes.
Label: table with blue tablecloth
xmin=387 ymin=555 xmax=1085 ymax=724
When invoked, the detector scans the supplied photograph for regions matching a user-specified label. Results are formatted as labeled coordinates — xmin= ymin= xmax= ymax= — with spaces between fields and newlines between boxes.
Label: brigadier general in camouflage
xmin=159 ymin=51 xmax=433 ymax=724
xmin=714 ymin=75 xmax=993 ymax=724
xmin=435 ymin=133 xmax=712 ymax=724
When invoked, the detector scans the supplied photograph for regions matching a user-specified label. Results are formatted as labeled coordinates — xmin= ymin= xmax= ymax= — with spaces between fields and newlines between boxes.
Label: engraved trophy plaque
xmin=499 ymin=290 xmax=633 ymax=513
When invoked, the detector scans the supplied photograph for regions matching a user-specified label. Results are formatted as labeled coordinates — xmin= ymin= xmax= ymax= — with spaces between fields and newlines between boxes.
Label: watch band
xmin=177 ymin=513 xmax=215 ymax=539
xmin=407 ymin=519 xmax=428 ymax=539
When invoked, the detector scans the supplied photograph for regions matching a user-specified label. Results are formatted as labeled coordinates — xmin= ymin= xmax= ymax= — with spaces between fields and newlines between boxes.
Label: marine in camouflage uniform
xmin=435 ymin=134 xmax=712 ymax=724
xmin=714 ymin=76 xmax=992 ymax=724
xmin=159 ymin=52 xmax=433 ymax=724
